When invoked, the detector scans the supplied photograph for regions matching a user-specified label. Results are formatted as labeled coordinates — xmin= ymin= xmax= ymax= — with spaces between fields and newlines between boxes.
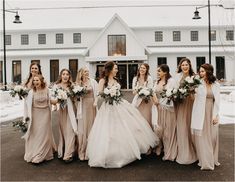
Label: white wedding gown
xmin=86 ymin=83 xmax=158 ymax=168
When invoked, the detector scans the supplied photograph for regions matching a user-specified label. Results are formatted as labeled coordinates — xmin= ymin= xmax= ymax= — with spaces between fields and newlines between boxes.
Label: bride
xmin=86 ymin=61 xmax=158 ymax=168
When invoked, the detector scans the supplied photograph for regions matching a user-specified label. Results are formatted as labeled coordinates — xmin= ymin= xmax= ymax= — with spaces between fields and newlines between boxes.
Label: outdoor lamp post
xmin=192 ymin=0 xmax=212 ymax=64
xmin=2 ymin=0 xmax=22 ymax=90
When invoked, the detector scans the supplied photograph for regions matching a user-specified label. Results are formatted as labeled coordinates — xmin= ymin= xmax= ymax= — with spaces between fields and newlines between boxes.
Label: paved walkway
xmin=1 ymin=115 xmax=234 ymax=181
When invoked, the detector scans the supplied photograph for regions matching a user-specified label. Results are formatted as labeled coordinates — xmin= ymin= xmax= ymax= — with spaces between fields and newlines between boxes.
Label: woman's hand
xmin=212 ymin=117 xmax=219 ymax=125
xmin=50 ymin=98 xmax=58 ymax=105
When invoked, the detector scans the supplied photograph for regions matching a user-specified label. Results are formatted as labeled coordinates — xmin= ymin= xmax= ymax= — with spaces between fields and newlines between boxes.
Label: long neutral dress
xmin=194 ymin=88 xmax=220 ymax=170
xmin=57 ymin=100 xmax=76 ymax=161
xmin=77 ymin=87 xmax=96 ymax=160
xmin=155 ymin=84 xmax=177 ymax=161
xmin=86 ymin=83 xmax=158 ymax=168
xmin=24 ymin=89 xmax=56 ymax=163
xmin=175 ymin=77 xmax=197 ymax=164
xmin=132 ymin=76 xmax=153 ymax=127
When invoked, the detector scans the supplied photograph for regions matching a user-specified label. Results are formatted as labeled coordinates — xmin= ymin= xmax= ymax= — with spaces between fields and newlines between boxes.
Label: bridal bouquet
xmin=160 ymin=88 xmax=179 ymax=105
xmin=100 ymin=85 xmax=122 ymax=105
xmin=71 ymin=85 xmax=87 ymax=101
xmin=12 ymin=117 xmax=29 ymax=133
xmin=181 ymin=75 xmax=201 ymax=94
xmin=136 ymin=86 xmax=153 ymax=103
xmin=9 ymin=85 xmax=29 ymax=100
xmin=51 ymin=87 xmax=69 ymax=109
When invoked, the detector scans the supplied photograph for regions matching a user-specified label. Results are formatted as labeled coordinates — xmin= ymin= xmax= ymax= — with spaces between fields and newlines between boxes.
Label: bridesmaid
xmin=75 ymin=67 xmax=98 ymax=161
xmin=153 ymin=64 xmax=178 ymax=161
xmin=51 ymin=69 xmax=77 ymax=162
xmin=174 ymin=58 xmax=197 ymax=164
xmin=23 ymin=74 xmax=56 ymax=163
xmin=23 ymin=62 xmax=42 ymax=89
xmin=191 ymin=64 xmax=220 ymax=170
xmin=132 ymin=63 xmax=153 ymax=127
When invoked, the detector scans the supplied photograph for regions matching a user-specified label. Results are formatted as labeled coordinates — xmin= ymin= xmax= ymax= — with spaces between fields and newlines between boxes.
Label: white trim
xmin=85 ymin=55 xmax=147 ymax=62
xmin=83 ymin=13 xmax=151 ymax=55
xmin=0 ymin=49 xmax=86 ymax=57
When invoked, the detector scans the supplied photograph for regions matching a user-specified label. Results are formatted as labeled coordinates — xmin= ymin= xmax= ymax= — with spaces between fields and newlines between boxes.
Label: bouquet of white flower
xmin=181 ymin=75 xmax=201 ymax=94
xmin=9 ymin=85 xmax=29 ymax=100
xmin=160 ymin=88 xmax=178 ymax=104
xmin=100 ymin=85 xmax=122 ymax=105
xmin=12 ymin=117 xmax=29 ymax=133
xmin=71 ymin=85 xmax=87 ymax=101
xmin=51 ymin=87 xmax=69 ymax=109
xmin=136 ymin=86 xmax=153 ymax=103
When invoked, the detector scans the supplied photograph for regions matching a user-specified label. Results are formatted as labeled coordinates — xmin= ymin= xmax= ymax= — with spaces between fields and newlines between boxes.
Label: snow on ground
xmin=0 ymin=88 xmax=235 ymax=124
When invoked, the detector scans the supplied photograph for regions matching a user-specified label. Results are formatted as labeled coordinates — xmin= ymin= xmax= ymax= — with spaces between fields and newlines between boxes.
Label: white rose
xmin=194 ymin=75 xmax=200 ymax=80
xmin=104 ymin=88 xmax=110 ymax=95
xmin=143 ymin=90 xmax=150 ymax=96
xmin=166 ymin=89 xmax=172 ymax=97
xmin=179 ymin=88 xmax=186 ymax=94
xmin=185 ymin=76 xmax=194 ymax=83
xmin=173 ymin=88 xmax=178 ymax=94
xmin=14 ymin=85 xmax=23 ymax=92
xmin=110 ymin=87 xmax=117 ymax=97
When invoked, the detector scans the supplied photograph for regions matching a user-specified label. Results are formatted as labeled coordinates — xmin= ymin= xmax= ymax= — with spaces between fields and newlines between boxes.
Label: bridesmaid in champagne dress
xmin=75 ymin=67 xmax=98 ymax=161
xmin=23 ymin=75 xmax=56 ymax=163
xmin=51 ymin=69 xmax=77 ymax=162
xmin=174 ymin=58 xmax=197 ymax=164
xmin=132 ymin=63 xmax=153 ymax=127
xmin=153 ymin=64 xmax=178 ymax=161
xmin=191 ymin=64 xmax=220 ymax=170
xmin=23 ymin=62 xmax=42 ymax=89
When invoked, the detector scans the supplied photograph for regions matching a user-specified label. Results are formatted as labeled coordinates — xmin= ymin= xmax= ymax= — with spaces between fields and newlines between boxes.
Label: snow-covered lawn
xmin=0 ymin=88 xmax=234 ymax=124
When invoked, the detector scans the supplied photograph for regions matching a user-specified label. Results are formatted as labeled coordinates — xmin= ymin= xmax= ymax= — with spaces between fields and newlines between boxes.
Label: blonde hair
xmin=76 ymin=67 xmax=89 ymax=86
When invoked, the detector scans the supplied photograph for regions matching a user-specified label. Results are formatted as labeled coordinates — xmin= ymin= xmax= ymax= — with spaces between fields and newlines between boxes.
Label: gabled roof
xmin=83 ymin=13 xmax=151 ymax=55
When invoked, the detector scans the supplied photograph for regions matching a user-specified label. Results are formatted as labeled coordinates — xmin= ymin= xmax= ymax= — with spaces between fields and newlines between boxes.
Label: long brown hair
xmin=200 ymin=63 xmax=216 ymax=84
xmin=32 ymin=74 xmax=46 ymax=91
xmin=157 ymin=64 xmax=172 ymax=86
xmin=101 ymin=61 xmax=118 ymax=87
xmin=177 ymin=58 xmax=194 ymax=76
xmin=25 ymin=62 xmax=42 ymax=87
xmin=136 ymin=63 xmax=150 ymax=82
xmin=55 ymin=68 xmax=73 ymax=88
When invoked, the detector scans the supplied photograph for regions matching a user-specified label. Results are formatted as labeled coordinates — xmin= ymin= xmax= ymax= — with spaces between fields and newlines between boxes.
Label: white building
xmin=0 ymin=3 xmax=234 ymax=89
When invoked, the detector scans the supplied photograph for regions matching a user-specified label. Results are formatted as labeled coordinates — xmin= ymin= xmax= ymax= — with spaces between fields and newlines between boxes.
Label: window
xmin=211 ymin=30 xmax=216 ymax=41
xmin=73 ymin=33 xmax=81 ymax=43
xmin=155 ymin=31 xmax=163 ymax=42
xmin=5 ymin=35 xmax=11 ymax=45
xmin=177 ymin=57 xmax=186 ymax=66
xmin=108 ymin=35 xmax=126 ymax=56
xmin=21 ymin=34 xmax=29 ymax=45
xmin=50 ymin=60 xmax=59 ymax=82
xmin=226 ymin=30 xmax=234 ymax=41
xmin=69 ymin=59 xmax=78 ymax=82
xmin=38 ymin=34 xmax=46 ymax=44
xmin=157 ymin=57 xmax=167 ymax=66
xmin=196 ymin=57 xmax=206 ymax=72
xmin=56 ymin=33 xmax=63 ymax=44
xmin=173 ymin=31 xmax=181 ymax=41
xmin=0 ymin=61 xmax=2 ymax=83
xmin=191 ymin=31 xmax=198 ymax=41
xmin=31 ymin=60 xmax=40 ymax=64
xmin=12 ymin=60 xmax=21 ymax=83
xmin=216 ymin=56 xmax=225 ymax=80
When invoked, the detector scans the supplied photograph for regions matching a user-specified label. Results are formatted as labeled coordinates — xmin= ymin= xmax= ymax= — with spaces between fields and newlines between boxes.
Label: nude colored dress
xmin=24 ymin=89 xmax=56 ymax=163
xmin=155 ymin=84 xmax=178 ymax=161
xmin=194 ymin=88 xmax=220 ymax=170
xmin=175 ymin=77 xmax=197 ymax=164
xmin=77 ymin=87 xmax=96 ymax=160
